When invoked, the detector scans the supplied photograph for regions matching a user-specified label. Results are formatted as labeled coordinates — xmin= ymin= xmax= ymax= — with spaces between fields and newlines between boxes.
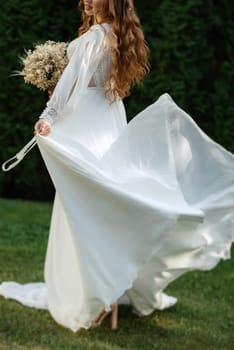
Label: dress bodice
xmin=67 ymin=24 xmax=112 ymax=88
xmin=41 ymin=22 xmax=114 ymax=123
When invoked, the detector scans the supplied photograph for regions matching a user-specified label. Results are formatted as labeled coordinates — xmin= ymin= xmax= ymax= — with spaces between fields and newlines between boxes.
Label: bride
xmin=0 ymin=0 xmax=234 ymax=332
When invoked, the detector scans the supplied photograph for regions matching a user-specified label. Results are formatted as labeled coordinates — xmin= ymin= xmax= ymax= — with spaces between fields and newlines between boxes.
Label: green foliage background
xmin=0 ymin=0 xmax=233 ymax=200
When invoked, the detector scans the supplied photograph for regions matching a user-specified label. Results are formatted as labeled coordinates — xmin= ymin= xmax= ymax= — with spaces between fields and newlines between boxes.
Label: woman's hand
xmin=34 ymin=118 xmax=52 ymax=136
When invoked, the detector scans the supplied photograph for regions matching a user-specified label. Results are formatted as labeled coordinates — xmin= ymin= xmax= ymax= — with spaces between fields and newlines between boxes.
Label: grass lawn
xmin=0 ymin=197 xmax=233 ymax=350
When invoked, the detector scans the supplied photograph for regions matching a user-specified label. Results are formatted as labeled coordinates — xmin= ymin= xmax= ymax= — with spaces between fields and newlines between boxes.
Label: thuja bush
xmin=0 ymin=0 xmax=80 ymax=200
xmin=0 ymin=0 xmax=233 ymax=200
xmin=128 ymin=0 xmax=234 ymax=150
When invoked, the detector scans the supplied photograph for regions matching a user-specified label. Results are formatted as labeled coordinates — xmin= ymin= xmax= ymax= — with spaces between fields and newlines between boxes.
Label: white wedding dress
xmin=1 ymin=23 xmax=234 ymax=332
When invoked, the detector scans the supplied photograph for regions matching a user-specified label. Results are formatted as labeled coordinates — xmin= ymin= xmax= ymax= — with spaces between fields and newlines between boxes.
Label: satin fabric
xmin=0 ymin=23 xmax=233 ymax=332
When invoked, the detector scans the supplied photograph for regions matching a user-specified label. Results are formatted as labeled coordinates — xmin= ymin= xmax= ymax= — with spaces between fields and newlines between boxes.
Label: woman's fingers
xmin=34 ymin=120 xmax=51 ymax=136
xmin=39 ymin=123 xmax=51 ymax=135
xmin=40 ymin=128 xmax=51 ymax=136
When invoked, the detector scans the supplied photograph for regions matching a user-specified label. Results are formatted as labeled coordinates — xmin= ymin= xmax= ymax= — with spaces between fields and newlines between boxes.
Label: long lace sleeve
xmin=40 ymin=24 xmax=108 ymax=124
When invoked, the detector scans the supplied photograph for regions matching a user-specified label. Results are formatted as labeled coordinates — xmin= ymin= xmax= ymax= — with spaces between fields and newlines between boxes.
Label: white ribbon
xmin=2 ymin=136 xmax=37 ymax=172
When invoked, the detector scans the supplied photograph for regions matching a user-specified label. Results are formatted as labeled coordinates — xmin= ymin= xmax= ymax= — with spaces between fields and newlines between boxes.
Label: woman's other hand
xmin=34 ymin=119 xmax=52 ymax=136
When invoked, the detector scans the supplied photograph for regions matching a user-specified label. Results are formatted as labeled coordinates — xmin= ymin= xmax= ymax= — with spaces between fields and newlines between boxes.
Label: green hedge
xmin=0 ymin=0 xmax=80 ymax=200
xmin=0 ymin=0 xmax=233 ymax=200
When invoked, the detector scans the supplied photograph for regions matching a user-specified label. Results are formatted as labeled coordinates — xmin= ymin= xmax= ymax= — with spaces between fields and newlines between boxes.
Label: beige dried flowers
xmin=17 ymin=41 xmax=69 ymax=91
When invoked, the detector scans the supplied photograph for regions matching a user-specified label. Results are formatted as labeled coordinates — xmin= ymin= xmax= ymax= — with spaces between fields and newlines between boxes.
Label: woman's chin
xmin=84 ymin=8 xmax=94 ymax=16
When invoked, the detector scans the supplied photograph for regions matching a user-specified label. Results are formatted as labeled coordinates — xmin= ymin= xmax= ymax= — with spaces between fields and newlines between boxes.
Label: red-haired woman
xmin=1 ymin=0 xmax=233 ymax=333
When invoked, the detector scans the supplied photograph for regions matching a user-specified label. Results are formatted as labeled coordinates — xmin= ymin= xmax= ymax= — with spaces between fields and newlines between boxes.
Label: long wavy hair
xmin=77 ymin=0 xmax=150 ymax=101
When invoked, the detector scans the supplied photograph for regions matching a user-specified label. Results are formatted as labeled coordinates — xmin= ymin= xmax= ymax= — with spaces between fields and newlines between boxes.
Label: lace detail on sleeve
xmin=40 ymin=107 xmax=58 ymax=125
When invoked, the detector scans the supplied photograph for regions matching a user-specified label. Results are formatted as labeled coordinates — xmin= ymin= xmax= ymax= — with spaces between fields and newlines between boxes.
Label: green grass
xmin=0 ymin=197 xmax=233 ymax=350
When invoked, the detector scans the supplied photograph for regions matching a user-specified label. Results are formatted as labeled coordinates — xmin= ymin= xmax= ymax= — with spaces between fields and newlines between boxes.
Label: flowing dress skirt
xmin=0 ymin=91 xmax=233 ymax=332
